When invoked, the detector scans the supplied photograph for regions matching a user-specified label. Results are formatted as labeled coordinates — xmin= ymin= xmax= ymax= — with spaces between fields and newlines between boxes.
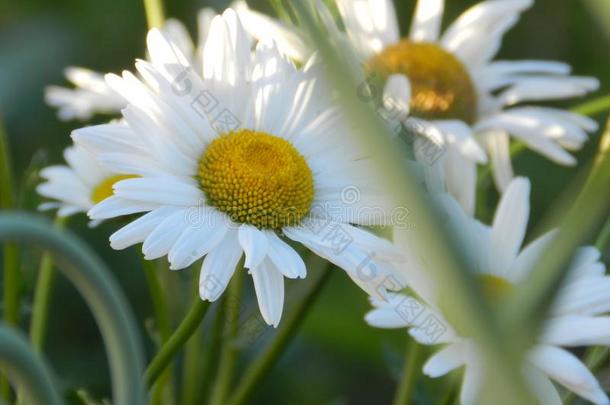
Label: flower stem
xmin=393 ymin=338 xmax=421 ymax=405
xmin=29 ymin=216 xmax=68 ymax=353
xmin=145 ymin=291 xmax=210 ymax=387
xmin=209 ymin=265 xmax=246 ymax=405
xmin=142 ymin=0 xmax=165 ymax=29
xmin=142 ymin=258 xmax=172 ymax=343
xmin=190 ymin=294 xmax=228 ymax=404
xmin=180 ymin=271 xmax=205 ymax=405
xmin=141 ymin=256 xmax=173 ymax=404
xmin=227 ymin=262 xmax=332 ymax=405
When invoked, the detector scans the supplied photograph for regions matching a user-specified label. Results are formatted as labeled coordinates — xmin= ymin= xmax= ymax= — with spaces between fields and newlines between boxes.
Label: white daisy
xmin=366 ymin=177 xmax=610 ymax=405
xmin=37 ymin=144 xmax=136 ymax=226
xmin=45 ymin=10 xmax=216 ymax=121
xmin=237 ymin=0 xmax=599 ymax=215
xmin=72 ymin=10 xmax=407 ymax=327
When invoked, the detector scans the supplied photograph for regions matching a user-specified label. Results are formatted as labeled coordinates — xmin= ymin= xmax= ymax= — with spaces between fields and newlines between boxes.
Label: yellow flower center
xmin=366 ymin=40 xmax=478 ymax=124
xmin=90 ymin=175 xmax=138 ymax=204
xmin=478 ymin=274 xmax=514 ymax=305
xmin=197 ymin=129 xmax=314 ymax=229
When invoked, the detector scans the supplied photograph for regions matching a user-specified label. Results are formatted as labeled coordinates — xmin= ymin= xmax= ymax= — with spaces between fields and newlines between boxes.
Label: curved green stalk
xmin=0 ymin=117 xmax=19 ymax=327
xmin=30 ymin=216 xmax=68 ymax=353
xmin=0 ymin=326 xmax=62 ymax=405
xmin=209 ymin=266 xmax=245 ymax=405
xmin=292 ymin=3 xmax=536 ymax=403
xmin=145 ymin=298 xmax=210 ymax=387
xmin=227 ymin=263 xmax=332 ymax=405
xmin=0 ymin=213 xmax=146 ymax=405
xmin=393 ymin=338 xmax=420 ymax=405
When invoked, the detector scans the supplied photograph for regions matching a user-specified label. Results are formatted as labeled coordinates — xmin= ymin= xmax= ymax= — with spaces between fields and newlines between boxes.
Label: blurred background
xmin=0 ymin=0 xmax=609 ymax=403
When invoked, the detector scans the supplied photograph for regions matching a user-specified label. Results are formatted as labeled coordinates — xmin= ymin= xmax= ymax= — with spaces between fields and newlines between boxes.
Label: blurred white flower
xmin=37 ymin=143 xmax=136 ymax=227
xmin=238 ymin=0 xmax=599 ymax=215
xmin=73 ymin=10 xmax=407 ymax=327
xmin=366 ymin=177 xmax=610 ymax=405
xmin=44 ymin=10 xmax=216 ymax=121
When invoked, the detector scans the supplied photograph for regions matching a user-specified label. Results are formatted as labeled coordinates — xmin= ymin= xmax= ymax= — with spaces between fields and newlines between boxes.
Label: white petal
xmin=238 ymin=224 xmax=270 ymax=269
xmin=423 ymin=343 xmax=465 ymax=378
xmin=142 ymin=209 xmax=189 ymax=260
xmin=542 ymin=315 xmax=610 ymax=347
xmin=109 ymin=206 xmax=180 ymax=250
xmin=168 ymin=209 xmax=229 ymax=270
xmin=491 ymin=177 xmax=530 ymax=274
xmin=266 ymin=232 xmax=306 ymax=279
xmin=410 ymin=0 xmax=444 ymax=42
xmin=199 ymin=230 xmax=242 ymax=301
xmin=530 ymin=345 xmax=609 ymax=405
xmin=485 ymin=130 xmax=514 ymax=192
xmin=113 ymin=177 xmax=203 ymax=207
xmin=251 ymin=258 xmax=285 ymax=327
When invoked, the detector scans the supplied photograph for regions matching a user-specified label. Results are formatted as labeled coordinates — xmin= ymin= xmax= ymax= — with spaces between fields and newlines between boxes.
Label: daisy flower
xmin=45 ymin=10 xmax=215 ymax=121
xmin=73 ymin=10 xmax=407 ymax=327
xmin=37 ymin=144 xmax=135 ymax=226
xmin=237 ymin=0 xmax=599 ymax=215
xmin=366 ymin=177 xmax=610 ymax=404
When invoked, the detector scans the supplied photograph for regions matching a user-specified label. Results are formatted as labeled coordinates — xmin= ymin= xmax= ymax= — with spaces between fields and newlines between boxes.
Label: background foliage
xmin=0 ymin=0 xmax=609 ymax=403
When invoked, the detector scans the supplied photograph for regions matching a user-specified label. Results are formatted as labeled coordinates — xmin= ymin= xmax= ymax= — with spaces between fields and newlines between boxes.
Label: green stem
xmin=140 ymin=256 xmax=173 ymax=404
xmin=29 ymin=216 xmax=68 ymax=353
xmin=141 ymin=257 xmax=171 ymax=343
xmin=142 ymin=0 xmax=165 ymax=29
xmin=180 ymin=271 xmax=204 ymax=405
xmin=192 ymin=294 xmax=228 ymax=404
xmin=209 ymin=265 xmax=245 ymax=405
xmin=392 ymin=338 xmax=420 ymax=405
xmin=227 ymin=262 xmax=332 ymax=405
xmin=145 ymin=297 xmax=210 ymax=387
xmin=0 ymin=213 xmax=146 ymax=405
xmin=0 ymin=326 xmax=62 ymax=405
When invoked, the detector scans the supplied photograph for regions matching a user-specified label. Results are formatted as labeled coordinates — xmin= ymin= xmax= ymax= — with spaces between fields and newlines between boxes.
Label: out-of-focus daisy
xmin=237 ymin=0 xmax=599 ymax=215
xmin=366 ymin=177 xmax=610 ymax=405
xmin=45 ymin=11 xmax=215 ymax=121
xmin=73 ymin=10 xmax=406 ymax=327
xmin=37 ymin=144 xmax=135 ymax=226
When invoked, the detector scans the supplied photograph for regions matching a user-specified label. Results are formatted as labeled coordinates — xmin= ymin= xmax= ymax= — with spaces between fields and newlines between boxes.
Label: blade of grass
xmin=289 ymin=2 xmax=536 ymax=403
xmin=0 ymin=326 xmax=62 ymax=405
xmin=0 ymin=213 xmax=146 ymax=405
xmin=393 ymin=338 xmax=421 ymax=405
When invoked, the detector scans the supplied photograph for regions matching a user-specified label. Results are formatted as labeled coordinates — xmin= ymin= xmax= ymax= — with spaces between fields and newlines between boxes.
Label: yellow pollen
xmin=366 ymin=40 xmax=478 ymax=124
xmin=90 ymin=175 xmax=138 ymax=204
xmin=198 ymin=129 xmax=314 ymax=229
xmin=478 ymin=274 xmax=514 ymax=305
